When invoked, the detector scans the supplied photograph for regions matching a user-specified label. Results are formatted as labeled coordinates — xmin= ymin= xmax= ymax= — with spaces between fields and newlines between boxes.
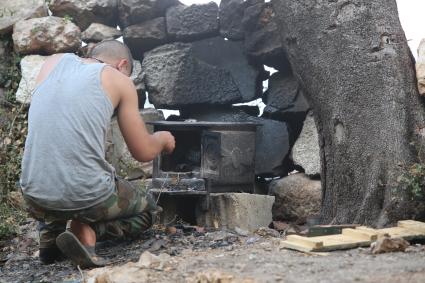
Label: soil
xmin=1 ymin=220 xmax=425 ymax=283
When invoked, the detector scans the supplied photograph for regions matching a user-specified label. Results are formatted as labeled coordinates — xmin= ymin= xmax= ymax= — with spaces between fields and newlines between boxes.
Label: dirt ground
xmin=1 ymin=220 xmax=425 ymax=283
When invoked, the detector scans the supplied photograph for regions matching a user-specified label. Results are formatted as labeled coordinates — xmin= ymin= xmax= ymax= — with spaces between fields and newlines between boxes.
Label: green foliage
xmin=399 ymin=163 xmax=425 ymax=200
xmin=0 ymin=202 xmax=27 ymax=240
xmin=63 ymin=14 xmax=74 ymax=23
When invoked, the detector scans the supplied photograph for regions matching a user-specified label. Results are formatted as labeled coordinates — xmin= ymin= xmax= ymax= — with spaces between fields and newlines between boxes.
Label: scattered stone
xmin=242 ymin=2 xmax=290 ymax=71
xmin=269 ymin=173 xmax=321 ymax=223
xmin=181 ymin=107 xmax=290 ymax=176
xmin=166 ymin=3 xmax=219 ymax=41
xmin=105 ymin=109 xmax=164 ymax=179
xmin=263 ymin=72 xmax=309 ymax=119
xmin=189 ymin=270 xmax=257 ymax=283
xmin=0 ymin=0 xmax=48 ymax=35
xmin=142 ymin=38 xmax=261 ymax=108
xmin=13 ymin=16 xmax=81 ymax=55
xmin=371 ymin=236 xmax=410 ymax=254
xmin=15 ymin=55 xmax=48 ymax=104
xmin=416 ymin=38 xmax=425 ymax=96
xmin=197 ymin=193 xmax=275 ymax=232
xmin=118 ymin=0 xmax=178 ymax=28
xmin=138 ymin=251 xmax=171 ymax=268
xmin=291 ymin=111 xmax=321 ymax=176
xmin=123 ymin=17 xmax=168 ymax=59
xmin=49 ymin=0 xmax=118 ymax=31
xmin=81 ymin=23 xmax=122 ymax=43
xmin=219 ymin=0 xmax=246 ymax=40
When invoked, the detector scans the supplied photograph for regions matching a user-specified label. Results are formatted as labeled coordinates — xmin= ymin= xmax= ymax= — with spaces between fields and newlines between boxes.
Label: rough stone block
xmin=197 ymin=193 xmax=275 ymax=232
xmin=118 ymin=0 xmax=178 ymax=29
xmin=242 ymin=2 xmax=290 ymax=72
xmin=219 ymin=0 xmax=246 ymax=40
xmin=166 ymin=3 xmax=219 ymax=41
xmin=142 ymin=37 xmax=261 ymax=108
xmin=131 ymin=60 xmax=147 ymax=108
xmin=82 ymin=23 xmax=122 ymax=43
xmin=49 ymin=0 xmax=118 ymax=31
xmin=13 ymin=16 xmax=81 ymax=55
xmin=15 ymin=55 xmax=48 ymax=104
xmin=123 ymin=17 xmax=168 ymax=58
xmin=416 ymin=39 xmax=425 ymax=96
xmin=0 ymin=0 xmax=48 ymax=35
xmin=268 ymin=173 xmax=321 ymax=223
xmin=291 ymin=111 xmax=320 ymax=176
xmin=263 ymin=72 xmax=309 ymax=118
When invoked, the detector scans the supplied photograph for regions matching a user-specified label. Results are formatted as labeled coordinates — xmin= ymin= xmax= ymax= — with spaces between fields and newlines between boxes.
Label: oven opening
xmin=160 ymin=130 xmax=202 ymax=173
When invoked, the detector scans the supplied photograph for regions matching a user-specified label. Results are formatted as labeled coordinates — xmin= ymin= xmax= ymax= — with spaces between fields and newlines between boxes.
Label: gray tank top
xmin=20 ymin=53 xmax=116 ymax=211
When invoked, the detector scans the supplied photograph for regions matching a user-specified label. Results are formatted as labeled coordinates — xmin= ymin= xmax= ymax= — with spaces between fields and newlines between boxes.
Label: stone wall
xmin=0 ymin=0 xmax=323 ymax=222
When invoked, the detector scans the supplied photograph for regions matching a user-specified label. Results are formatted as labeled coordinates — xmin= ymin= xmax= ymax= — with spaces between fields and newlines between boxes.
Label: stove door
xmin=201 ymin=131 xmax=221 ymax=180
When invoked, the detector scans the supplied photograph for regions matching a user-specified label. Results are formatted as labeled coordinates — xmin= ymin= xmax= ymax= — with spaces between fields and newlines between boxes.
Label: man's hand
xmin=156 ymin=131 xmax=175 ymax=154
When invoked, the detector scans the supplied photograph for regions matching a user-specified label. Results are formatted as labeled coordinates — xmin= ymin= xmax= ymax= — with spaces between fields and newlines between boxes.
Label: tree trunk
xmin=272 ymin=0 xmax=425 ymax=226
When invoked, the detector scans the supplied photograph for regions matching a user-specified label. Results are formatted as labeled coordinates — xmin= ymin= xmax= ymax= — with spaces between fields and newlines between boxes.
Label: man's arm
xmin=111 ymin=71 xmax=175 ymax=162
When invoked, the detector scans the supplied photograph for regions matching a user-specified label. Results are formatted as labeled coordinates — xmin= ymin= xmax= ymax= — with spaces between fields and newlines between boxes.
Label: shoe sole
xmin=56 ymin=230 xmax=107 ymax=268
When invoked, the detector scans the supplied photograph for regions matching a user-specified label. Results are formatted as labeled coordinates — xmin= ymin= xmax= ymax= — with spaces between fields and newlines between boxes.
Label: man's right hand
xmin=156 ymin=131 xmax=175 ymax=154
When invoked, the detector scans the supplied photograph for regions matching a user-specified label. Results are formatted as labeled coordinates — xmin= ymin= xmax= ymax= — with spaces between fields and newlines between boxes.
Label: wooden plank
xmin=285 ymin=235 xmax=324 ymax=249
xmin=342 ymin=228 xmax=378 ymax=241
xmin=398 ymin=220 xmax=425 ymax=233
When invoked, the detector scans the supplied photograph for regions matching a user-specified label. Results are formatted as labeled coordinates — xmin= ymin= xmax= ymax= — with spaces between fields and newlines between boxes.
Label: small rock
xmin=166 ymin=3 xmax=219 ymax=41
xmin=189 ymin=270 xmax=256 ymax=283
xmin=138 ymin=251 xmax=171 ymax=269
xmin=0 ymin=0 xmax=48 ymax=35
xmin=13 ymin=16 xmax=81 ymax=55
xmin=82 ymin=23 xmax=122 ymax=43
xmin=254 ymin=227 xmax=280 ymax=238
xmin=49 ymin=0 xmax=118 ymax=31
xmin=371 ymin=236 xmax=410 ymax=254
xmin=15 ymin=55 xmax=48 ymax=104
xmin=234 ymin=227 xmax=250 ymax=237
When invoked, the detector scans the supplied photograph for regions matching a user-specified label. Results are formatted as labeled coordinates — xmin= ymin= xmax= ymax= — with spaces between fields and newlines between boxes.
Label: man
xmin=20 ymin=40 xmax=175 ymax=268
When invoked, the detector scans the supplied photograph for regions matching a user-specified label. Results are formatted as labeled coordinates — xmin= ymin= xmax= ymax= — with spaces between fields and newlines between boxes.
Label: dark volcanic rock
xmin=49 ymin=0 xmax=118 ymax=31
xmin=131 ymin=60 xmax=147 ymax=108
xmin=142 ymin=37 xmax=262 ymax=108
xmin=242 ymin=2 xmax=290 ymax=71
xmin=118 ymin=0 xmax=178 ymax=29
xmin=263 ymin=72 xmax=309 ymax=118
xmin=166 ymin=3 xmax=219 ymax=41
xmin=123 ymin=17 xmax=168 ymax=59
xmin=219 ymin=0 xmax=246 ymax=40
xmin=181 ymin=107 xmax=291 ymax=176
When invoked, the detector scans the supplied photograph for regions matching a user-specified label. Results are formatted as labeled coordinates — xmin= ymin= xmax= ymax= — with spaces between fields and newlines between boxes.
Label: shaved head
xmin=88 ymin=40 xmax=134 ymax=74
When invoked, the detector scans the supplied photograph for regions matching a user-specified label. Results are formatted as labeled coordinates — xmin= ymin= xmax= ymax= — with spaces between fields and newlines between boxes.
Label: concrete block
xmin=197 ymin=193 xmax=275 ymax=232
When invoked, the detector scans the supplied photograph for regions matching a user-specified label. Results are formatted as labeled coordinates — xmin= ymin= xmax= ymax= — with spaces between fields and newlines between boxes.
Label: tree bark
xmin=272 ymin=0 xmax=425 ymax=226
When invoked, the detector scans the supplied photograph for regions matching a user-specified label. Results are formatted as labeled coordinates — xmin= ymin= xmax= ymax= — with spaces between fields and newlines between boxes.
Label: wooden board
xmin=281 ymin=220 xmax=425 ymax=252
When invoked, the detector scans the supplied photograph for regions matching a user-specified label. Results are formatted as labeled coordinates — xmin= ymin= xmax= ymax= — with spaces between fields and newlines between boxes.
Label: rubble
xmin=81 ymin=23 xmax=122 ymax=43
xmin=49 ymin=0 xmax=118 ymax=31
xmin=219 ymin=0 xmax=246 ymax=40
xmin=166 ymin=3 xmax=219 ymax=41
xmin=123 ymin=17 xmax=168 ymax=58
xmin=13 ymin=16 xmax=81 ymax=55
xmin=0 ymin=0 xmax=48 ymax=35
xmin=15 ymin=55 xmax=48 ymax=104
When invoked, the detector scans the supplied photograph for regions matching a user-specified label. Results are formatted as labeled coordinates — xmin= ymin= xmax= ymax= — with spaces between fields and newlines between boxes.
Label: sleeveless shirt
xmin=20 ymin=53 xmax=116 ymax=211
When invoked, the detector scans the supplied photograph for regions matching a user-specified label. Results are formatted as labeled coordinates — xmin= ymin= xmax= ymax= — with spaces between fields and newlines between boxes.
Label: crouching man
xmin=20 ymin=40 xmax=175 ymax=268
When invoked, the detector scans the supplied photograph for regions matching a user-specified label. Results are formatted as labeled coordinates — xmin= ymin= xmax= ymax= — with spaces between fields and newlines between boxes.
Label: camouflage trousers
xmin=24 ymin=178 xmax=157 ymax=249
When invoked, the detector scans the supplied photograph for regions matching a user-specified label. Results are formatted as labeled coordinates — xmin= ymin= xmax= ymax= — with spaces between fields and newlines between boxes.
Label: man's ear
xmin=117 ymin=59 xmax=131 ymax=76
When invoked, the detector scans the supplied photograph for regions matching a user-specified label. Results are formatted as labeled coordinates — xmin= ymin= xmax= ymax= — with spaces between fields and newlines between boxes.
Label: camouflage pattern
xmin=24 ymin=178 xmax=157 ymax=249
